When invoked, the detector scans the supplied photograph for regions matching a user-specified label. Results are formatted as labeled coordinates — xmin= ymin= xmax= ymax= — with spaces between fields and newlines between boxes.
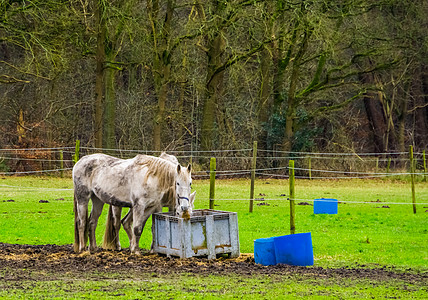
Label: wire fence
xmin=0 ymin=145 xmax=427 ymax=207
xmin=0 ymin=145 xmax=427 ymax=178
xmin=1 ymin=186 xmax=427 ymax=206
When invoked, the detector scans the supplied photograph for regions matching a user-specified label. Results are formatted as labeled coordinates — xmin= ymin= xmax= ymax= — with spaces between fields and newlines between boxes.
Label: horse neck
xmin=161 ymin=186 xmax=176 ymax=207
xmin=138 ymin=156 xmax=176 ymax=190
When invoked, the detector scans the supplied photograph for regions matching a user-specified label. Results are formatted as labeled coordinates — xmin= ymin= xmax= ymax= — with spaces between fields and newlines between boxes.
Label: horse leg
xmin=75 ymin=191 xmax=90 ymax=253
xmin=111 ymin=205 xmax=122 ymax=250
xmin=88 ymin=195 xmax=104 ymax=253
xmin=131 ymin=204 xmax=157 ymax=255
xmin=121 ymin=209 xmax=134 ymax=250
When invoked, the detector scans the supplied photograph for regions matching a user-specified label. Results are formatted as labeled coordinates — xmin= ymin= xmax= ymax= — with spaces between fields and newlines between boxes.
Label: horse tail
xmin=73 ymin=191 xmax=88 ymax=253
xmin=103 ymin=205 xmax=117 ymax=250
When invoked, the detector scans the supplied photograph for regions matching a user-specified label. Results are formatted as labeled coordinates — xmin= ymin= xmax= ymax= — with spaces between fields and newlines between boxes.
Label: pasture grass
xmin=1 ymin=269 xmax=427 ymax=299
xmin=200 ymin=178 xmax=428 ymax=270
xmin=0 ymin=176 xmax=427 ymax=271
xmin=1 ymin=176 xmax=427 ymax=298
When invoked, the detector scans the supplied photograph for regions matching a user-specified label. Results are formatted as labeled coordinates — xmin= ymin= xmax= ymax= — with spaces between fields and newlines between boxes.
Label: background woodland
xmin=1 ymin=0 xmax=427 ymax=163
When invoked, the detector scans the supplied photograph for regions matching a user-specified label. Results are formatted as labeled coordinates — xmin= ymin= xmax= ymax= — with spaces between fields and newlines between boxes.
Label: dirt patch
xmin=0 ymin=243 xmax=426 ymax=283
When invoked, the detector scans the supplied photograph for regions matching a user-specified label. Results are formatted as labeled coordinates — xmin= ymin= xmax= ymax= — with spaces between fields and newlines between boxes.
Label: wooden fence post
xmin=289 ymin=160 xmax=296 ymax=234
xmin=60 ymin=150 xmax=64 ymax=178
xmin=249 ymin=141 xmax=257 ymax=213
xmin=73 ymin=140 xmax=80 ymax=165
xmin=308 ymin=156 xmax=312 ymax=180
xmin=409 ymin=145 xmax=416 ymax=214
xmin=386 ymin=157 xmax=391 ymax=174
xmin=209 ymin=157 xmax=216 ymax=210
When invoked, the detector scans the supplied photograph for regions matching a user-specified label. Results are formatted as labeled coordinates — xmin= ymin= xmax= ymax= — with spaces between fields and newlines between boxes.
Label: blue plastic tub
xmin=273 ymin=233 xmax=314 ymax=266
xmin=254 ymin=237 xmax=276 ymax=266
xmin=314 ymin=198 xmax=338 ymax=214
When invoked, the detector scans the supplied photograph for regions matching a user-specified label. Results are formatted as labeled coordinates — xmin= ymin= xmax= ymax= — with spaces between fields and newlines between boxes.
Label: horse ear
xmin=177 ymin=164 xmax=181 ymax=174
xmin=187 ymin=164 xmax=191 ymax=172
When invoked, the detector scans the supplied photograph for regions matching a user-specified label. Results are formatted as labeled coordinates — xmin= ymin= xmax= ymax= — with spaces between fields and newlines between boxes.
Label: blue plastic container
xmin=314 ymin=198 xmax=338 ymax=214
xmin=273 ymin=233 xmax=314 ymax=266
xmin=254 ymin=237 xmax=276 ymax=266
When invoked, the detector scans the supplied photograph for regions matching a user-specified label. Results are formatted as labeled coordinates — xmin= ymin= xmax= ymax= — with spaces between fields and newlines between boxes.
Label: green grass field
xmin=1 ymin=176 xmax=427 ymax=298
xmin=0 ymin=176 xmax=427 ymax=269
xmin=1 ymin=269 xmax=427 ymax=299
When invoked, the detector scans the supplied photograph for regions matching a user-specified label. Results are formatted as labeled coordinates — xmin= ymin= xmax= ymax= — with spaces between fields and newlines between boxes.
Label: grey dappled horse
xmin=73 ymin=153 xmax=193 ymax=254
xmin=102 ymin=152 xmax=195 ymax=251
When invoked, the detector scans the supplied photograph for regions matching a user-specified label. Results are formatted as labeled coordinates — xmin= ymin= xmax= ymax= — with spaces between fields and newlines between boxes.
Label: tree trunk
xmin=104 ymin=49 xmax=116 ymax=150
xmin=149 ymin=0 xmax=173 ymax=151
xmin=201 ymin=31 xmax=225 ymax=151
xmin=270 ymin=15 xmax=298 ymax=151
xmin=412 ymin=66 xmax=428 ymax=149
xmin=17 ymin=109 xmax=25 ymax=144
xmin=153 ymin=80 xmax=168 ymax=151
xmin=362 ymin=86 xmax=387 ymax=153
xmin=374 ymin=75 xmax=397 ymax=152
xmin=176 ymin=49 xmax=187 ymax=149
xmin=396 ymin=78 xmax=410 ymax=153
xmin=421 ymin=65 xmax=428 ymax=149
xmin=94 ymin=0 xmax=106 ymax=149
xmin=282 ymin=26 xmax=310 ymax=153
xmin=257 ymin=46 xmax=272 ymax=150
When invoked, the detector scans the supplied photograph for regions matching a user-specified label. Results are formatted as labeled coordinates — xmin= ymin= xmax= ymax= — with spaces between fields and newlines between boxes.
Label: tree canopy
xmin=1 ymin=0 xmax=427 ymax=156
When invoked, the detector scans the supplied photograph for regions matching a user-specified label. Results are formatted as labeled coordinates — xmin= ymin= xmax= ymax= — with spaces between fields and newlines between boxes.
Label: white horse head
xmin=159 ymin=153 xmax=195 ymax=219
xmin=175 ymin=164 xmax=195 ymax=219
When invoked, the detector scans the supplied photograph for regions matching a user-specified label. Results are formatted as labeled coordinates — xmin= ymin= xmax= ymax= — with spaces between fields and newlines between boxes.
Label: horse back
xmin=73 ymin=153 xmax=177 ymax=208
xmin=73 ymin=154 xmax=122 ymax=182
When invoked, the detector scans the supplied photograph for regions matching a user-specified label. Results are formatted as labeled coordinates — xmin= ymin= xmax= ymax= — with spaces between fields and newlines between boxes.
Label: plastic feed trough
xmin=152 ymin=209 xmax=240 ymax=259
xmin=254 ymin=232 xmax=314 ymax=266
xmin=253 ymin=237 xmax=276 ymax=266
xmin=314 ymin=198 xmax=338 ymax=214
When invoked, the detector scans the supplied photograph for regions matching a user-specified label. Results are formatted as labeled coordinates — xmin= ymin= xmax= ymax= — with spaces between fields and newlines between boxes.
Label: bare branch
xmin=0 ymin=75 xmax=30 ymax=84
xmin=0 ymin=60 xmax=51 ymax=81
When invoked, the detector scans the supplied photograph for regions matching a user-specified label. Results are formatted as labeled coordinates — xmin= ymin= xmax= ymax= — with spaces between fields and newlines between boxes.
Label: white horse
xmin=73 ymin=153 xmax=194 ymax=254
xmin=102 ymin=152 xmax=195 ymax=251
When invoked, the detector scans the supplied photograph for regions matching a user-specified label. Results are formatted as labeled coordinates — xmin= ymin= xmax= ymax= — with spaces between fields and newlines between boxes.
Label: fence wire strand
xmin=0 ymin=146 xmax=427 ymax=208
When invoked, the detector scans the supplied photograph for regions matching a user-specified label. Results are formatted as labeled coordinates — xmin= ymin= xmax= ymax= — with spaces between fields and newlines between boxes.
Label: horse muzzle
xmin=177 ymin=196 xmax=191 ymax=219
xmin=178 ymin=196 xmax=189 ymax=209
xmin=181 ymin=210 xmax=191 ymax=220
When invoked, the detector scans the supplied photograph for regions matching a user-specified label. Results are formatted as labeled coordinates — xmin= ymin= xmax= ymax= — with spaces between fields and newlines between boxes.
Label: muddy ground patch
xmin=1 ymin=243 xmax=426 ymax=284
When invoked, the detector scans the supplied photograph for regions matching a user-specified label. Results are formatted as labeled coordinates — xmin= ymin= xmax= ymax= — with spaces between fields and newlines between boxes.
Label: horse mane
xmin=160 ymin=152 xmax=179 ymax=165
xmin=135 ymin=155 xmax=177 ymax=190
